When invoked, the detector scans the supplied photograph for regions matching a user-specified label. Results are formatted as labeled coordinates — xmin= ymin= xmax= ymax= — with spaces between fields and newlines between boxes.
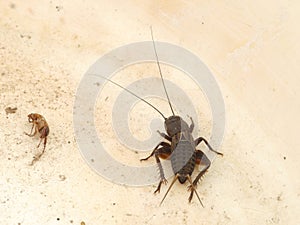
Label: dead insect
xmin=24 ymin=113 xmax=50 ymax=165
xmin=90 ymin=28 xmax=223 ymax=206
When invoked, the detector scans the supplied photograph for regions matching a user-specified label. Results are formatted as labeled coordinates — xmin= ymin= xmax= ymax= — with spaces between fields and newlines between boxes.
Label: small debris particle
xmin=112 ymin=202 xmax=116 ymax=205
xmin=283 ymin=156 xmax=286 ymax=160
xmin=81 ymin=222 xmax=86 ymax=225
xmin=277 ymin=193 xmax=283 ymax=201
xmin=10 ymin=3 xmax=15 ymax=9
xmin=20 ymin=34 xmax=31 ymax=39
xmin=57 ymin=218 xmax=60 ymax=221
xmin=59 ymin=175 xmax=66 ymax=181
xmin=5 ymin=107 xmax=17 ymax=114
xmin=56 ymin=5 xmax=63 ymax=11
xmin=126 ymin=213 xmax=132 ymax=216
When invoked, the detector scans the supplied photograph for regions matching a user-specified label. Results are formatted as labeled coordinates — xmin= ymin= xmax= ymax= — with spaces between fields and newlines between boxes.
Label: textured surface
xmin=1 ymin=1 xmax=300 ymax=225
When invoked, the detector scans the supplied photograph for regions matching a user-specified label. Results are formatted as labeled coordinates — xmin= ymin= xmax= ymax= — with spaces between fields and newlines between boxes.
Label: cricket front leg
xmin=24 ymin=124 xmax=36 ymax=137
xmin=157 ymin=130 xmax=172 ymax=142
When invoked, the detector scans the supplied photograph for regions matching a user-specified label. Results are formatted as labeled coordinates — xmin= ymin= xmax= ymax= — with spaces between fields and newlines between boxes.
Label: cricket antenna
xmin=88 ymin=74 xmax=167 ymax=120
xmin=150 ymin=26 xmax=175 ymax=116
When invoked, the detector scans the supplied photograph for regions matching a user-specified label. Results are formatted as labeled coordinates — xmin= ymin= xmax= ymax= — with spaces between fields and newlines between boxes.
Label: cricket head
xmin=164 ymin=115 xmax=189 ymax=137
xmin=27 ymin=113 xmax=38 ymax=123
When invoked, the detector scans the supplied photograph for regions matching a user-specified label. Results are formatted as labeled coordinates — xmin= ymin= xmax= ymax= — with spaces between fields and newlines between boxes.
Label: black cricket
xmin=93 ymin=28 xmax=223 ymax=206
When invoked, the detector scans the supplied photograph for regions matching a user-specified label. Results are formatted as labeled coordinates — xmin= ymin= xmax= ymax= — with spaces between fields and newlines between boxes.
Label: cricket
xmin=24 ymin=113 xmax=50 ymax=165
xmin=92 ymin=28 xmax=223 ymax=206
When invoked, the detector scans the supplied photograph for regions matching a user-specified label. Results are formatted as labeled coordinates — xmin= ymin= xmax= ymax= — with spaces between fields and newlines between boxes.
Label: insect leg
xmin=37 ymin=137 xmax=43 ymax=148
xmin=43 ymin=137 xmax=47 ymax=151
xmin=140 ymin=142 xmax=170 ymax=161
xmin=140 ymin=142 xmax=171 ymax=193
xmin=188 ymin=150 xmax=211 ymax=203
xmin=154 ymin=150 xmax=168 ymax=194
xmin=30 ymin=150 xmax=45 ymax=166
xmin=37 ymin=127 xmax=49 ymax=149
xmin=187 ymin=175 xmax=204 ymax=207
xmin=24 ymin=124 xmax=36 ymax=137
xmin=188 ymin=116 xmax=194 ymax=133
xmin=30 ymin=139 xmax=47 ymax=166
xmin=37 ymin=137 xmax=47 ymax=152
xmin=157 ymin=130 xmax=172 ymax=142
xmin=193 ymin=150 xmax=211 ymax=185
xmin=194 ymin=137 xmax=223 ymax=156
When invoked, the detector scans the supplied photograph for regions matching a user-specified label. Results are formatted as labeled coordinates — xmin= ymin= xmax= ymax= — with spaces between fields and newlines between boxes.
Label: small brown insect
xmin=24 ymin=113 xmax=49 ymax=165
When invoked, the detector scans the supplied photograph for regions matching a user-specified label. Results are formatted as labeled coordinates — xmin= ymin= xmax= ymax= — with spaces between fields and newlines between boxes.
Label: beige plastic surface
xmin=0 ymin=1 xmax=299 ymax=225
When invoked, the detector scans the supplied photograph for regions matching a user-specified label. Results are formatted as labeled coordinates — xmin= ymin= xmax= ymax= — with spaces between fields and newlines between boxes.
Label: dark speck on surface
xmin=10 ymin=3 xmax=15 ymax=9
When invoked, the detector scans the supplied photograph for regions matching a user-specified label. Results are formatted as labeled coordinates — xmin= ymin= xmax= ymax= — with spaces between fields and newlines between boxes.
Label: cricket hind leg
xmin=31 ymin=127 xmax=49 ymax=166
xmin=37 ymin=126 xmax=49 ymax=149
xmin=140 ymin=142 xmax=172 ymax=193
xmin=187 ymin=175 xmax=204 ymax=207
xmin=188 ymin=150 xmax=211 ymax=203
xmin=30 ymin=148 xmax=45 ymax=166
